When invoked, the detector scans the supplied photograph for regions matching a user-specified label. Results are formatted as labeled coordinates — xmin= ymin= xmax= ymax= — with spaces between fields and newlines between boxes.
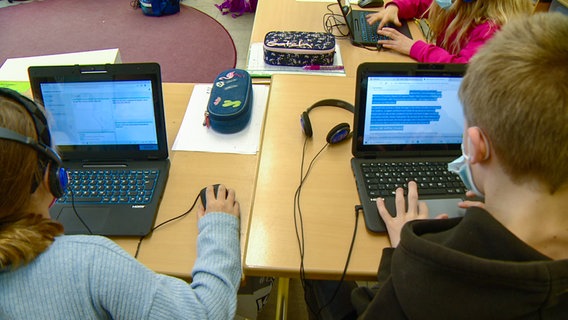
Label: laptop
xmin=336 ymin=0 xmax=412 ymax=46
xmin=28 ymin=63 xmax=170 ymax=236
xmin=351 ymin=62 xmax=468 ymax=233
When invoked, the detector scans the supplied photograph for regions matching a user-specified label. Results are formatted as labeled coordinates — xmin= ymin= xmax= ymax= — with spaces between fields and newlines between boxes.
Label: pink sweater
xmin=389 ymin=0 xmax=499 ymax=63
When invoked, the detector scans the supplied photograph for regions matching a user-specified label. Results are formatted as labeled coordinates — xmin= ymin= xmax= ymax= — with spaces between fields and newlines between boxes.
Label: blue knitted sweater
xmin=0 ymin=213 xmax=241 ymax=319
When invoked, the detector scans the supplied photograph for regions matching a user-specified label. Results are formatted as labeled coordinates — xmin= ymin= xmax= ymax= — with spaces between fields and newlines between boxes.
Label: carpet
xmin=0 ymin=0 xmax=237 ymax=83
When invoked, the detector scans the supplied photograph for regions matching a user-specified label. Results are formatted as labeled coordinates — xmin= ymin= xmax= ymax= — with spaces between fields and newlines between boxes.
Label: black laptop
xmin=28 ymin=63 xmax=170 ymax=236
xmin=336 ymin=0 xmax=412 ymax=46
xmin=351 ymin=62 xmax=467 ymax=233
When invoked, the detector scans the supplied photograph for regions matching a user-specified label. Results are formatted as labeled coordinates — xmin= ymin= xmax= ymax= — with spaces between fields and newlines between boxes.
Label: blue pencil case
xmin=263 ymin=31 xmax=335 ymax=66
xmin=204 ymin=69 xmax=253 ymax=134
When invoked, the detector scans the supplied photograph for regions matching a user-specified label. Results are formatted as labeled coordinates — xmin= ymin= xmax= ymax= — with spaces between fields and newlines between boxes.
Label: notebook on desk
xmin=336 ymin=0 xmax=412 ymax=46
xmin=28 ymin=63 xmax=170 ymax=236
xmin=351 ymin=62 xmax=467 ymax=233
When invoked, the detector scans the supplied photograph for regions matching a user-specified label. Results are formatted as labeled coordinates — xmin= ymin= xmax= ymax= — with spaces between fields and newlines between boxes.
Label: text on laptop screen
xmin=40 ymin=80 xmax=159 ymax=150
xmin=363 ymin=76 xmax=463 ymax=146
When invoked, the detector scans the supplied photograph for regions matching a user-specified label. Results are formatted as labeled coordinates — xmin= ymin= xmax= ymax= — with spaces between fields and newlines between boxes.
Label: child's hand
xmin=377 ymin=27 xmax=416 ymax=56
xmin=366 ymin=4 xmax=401 ymax=30
xmin=377 ymin=181 xmax=428 ymax=247
xmin=458 ymin=190 xmax=485 ymax=209
xmin=197 ymin=184 xmax=240 ymax=220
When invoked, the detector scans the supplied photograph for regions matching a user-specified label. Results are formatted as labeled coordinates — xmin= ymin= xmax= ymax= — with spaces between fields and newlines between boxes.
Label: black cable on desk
xmin=323 ymin=3 xmax=350 ymax=38
xmin=134 ymin=192 xmax=200 ymax=259
xmin=295 ymin=138 xmax=329 ymax=290
xmin=294 ymin=136 xmax=363 ymax=319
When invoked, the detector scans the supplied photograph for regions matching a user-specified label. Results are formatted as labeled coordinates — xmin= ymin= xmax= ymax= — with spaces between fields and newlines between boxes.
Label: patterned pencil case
xmin=263 ymin=31 xmax=336 ymax=66
xmin=204 ymin=69 xmax=253 ymax=134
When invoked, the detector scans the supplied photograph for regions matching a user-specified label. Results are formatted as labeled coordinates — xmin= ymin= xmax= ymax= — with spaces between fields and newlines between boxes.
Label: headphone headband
xmin=0 ymin=88 xmax=52 ymax=147
xmin=306 ymin=99 xmax=354 ymax=114
xmin=0 ymin=88 xmax=67 ymax=197
xmin=301 ymin=98 xmax=354 ymax=144
xmin=0 ymin=127 xmax=63 ymax=166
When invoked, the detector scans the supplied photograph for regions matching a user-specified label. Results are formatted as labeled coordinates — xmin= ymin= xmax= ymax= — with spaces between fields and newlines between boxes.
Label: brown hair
xmin=0 ymin=94 xmax=63 ymax=270
xmin=426 ymin=0 xmax=533 ymax=55
xmin=459 ymin=13 xmax=568 ymax=193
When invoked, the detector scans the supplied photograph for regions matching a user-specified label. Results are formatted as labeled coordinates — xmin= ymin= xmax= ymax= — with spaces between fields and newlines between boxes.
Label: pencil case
xmin=263 ymin=31 xmax=335 ymax=66
xmin=204 ymin=68 xmax=253 ymax=134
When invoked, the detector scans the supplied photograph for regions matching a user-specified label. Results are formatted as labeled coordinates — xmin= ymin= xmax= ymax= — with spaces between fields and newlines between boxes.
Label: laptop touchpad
xmin=424 ymin=199 xmax=465 ymax=219
xmin=55 ymin=207 xmax=110 ymax=235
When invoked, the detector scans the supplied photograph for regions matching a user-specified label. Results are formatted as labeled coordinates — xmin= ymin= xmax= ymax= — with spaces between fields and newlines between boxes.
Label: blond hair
xmin=459 ymin=13 xmax=568 ymax=193
xmin=0 ymin=95 xmax=64 ymax=270
xmin=426 ymin=0 xmax=533 ymax=55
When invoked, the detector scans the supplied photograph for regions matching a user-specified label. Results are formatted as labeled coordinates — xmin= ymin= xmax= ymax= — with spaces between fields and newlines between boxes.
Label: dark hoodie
xmin=353 ymin=207 xmax=568 ymax=319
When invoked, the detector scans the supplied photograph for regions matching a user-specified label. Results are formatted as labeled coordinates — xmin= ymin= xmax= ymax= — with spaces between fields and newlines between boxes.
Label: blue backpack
xmin=139 ymin=0 xmax=180 ymax=16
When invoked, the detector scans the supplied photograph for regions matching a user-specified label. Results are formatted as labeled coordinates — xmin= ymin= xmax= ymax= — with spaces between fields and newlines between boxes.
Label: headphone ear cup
xmin=300 ymin=111 xmax=313 ymax=138
xmin=326 ymin=123 xmax=351 ymax=144
xmin=47 ymin=165 xmax=68 ymax=198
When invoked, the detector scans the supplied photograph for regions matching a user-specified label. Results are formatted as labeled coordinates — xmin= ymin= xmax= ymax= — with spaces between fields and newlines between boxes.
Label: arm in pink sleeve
xmin=388 ymin=0 xmax=433 ymax=19
xmin=409 ymin=22 xmax=499 ymax=63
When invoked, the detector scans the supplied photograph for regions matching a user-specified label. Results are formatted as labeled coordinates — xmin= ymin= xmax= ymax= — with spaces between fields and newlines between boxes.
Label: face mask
xmin=435 ymin=0 xmax=453 ymax=10
xmin=448 ymin=145 xmax=484 ymax=198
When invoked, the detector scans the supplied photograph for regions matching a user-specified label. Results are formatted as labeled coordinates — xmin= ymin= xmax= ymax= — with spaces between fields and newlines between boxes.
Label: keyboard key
xmin=57 ymin=169 xmax=160 ymax=205
xmin=360 ymin=161 xmax=466 ymax=198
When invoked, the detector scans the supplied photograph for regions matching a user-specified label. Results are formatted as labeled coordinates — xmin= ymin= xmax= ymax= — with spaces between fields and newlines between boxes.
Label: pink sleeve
xmin=409 ymin=22 xmax=499 ymax=63
xmin=389 ymin=0 xmax=433 ymax=19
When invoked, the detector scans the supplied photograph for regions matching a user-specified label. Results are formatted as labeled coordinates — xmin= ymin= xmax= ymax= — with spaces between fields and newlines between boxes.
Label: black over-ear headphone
xmin=0 ymin=88 xmax=68 ymax=198
xmin=300 ymin=99 xmax=355 ymax=144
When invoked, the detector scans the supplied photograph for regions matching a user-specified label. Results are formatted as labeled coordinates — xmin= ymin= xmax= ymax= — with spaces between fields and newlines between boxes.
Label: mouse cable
xmin=134 ymin=192 xmax=200 ymax=259
xmin=304 ymin=205 xmax=361 ymax=319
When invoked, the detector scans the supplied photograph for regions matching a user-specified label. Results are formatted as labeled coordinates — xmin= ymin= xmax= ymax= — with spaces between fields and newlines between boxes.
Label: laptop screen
xmin=353 ymin=63 xmax=467 ymax=157
xmin=28 ymin=63 xmax=168 ymax=161
xmin=40 ymin=80 xmax=159 ymax=150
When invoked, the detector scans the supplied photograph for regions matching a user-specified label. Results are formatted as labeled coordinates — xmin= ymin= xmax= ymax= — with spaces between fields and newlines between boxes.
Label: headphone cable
xmin=294 ymin=138 xmax=361 ymax=318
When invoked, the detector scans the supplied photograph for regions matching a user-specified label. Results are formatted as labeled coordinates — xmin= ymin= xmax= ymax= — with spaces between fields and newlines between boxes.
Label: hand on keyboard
xmin=376 ymin=181 xmax=429 ymax=247
xmin=376 ymin=24 xmax=416 ymax=55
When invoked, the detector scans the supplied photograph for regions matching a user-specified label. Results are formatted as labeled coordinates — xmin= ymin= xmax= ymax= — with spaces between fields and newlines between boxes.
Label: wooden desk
xmin=245 ymin=74 xmax=390 ymax=280
xmin=250 ymin=0 xmax=421 ymax=78
xmin=244 ymin=75 xmax=392 ymax=318
xmin=114 ymin=83 xmax=258 ymax=279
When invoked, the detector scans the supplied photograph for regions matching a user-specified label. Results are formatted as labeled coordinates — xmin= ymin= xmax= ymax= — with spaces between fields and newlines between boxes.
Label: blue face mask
xmin=448 ymin=144 xmax=484 ymax=198
xmin=435 ymin=0 xmax=453 ymax=10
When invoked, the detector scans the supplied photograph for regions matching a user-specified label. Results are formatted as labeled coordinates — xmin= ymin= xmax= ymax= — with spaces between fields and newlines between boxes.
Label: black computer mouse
xmin=358 ymin=0 xmax=383 ymax=8
xmin=200 ymin=184 xmax=226 ymax=208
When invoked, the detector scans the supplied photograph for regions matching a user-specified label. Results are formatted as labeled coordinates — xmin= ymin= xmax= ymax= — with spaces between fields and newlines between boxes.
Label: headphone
xmin=0 ymin=88 xmax=68 ymax=198
xmin=300 ymin=99 xmax=354 ymax=144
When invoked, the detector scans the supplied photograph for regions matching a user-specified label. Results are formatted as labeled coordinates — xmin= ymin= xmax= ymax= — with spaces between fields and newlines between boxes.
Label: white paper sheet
xmin=172 ymin=84 xmax=270 ymax=154
xmin=0 ymin=49 xmax=121 ymax=81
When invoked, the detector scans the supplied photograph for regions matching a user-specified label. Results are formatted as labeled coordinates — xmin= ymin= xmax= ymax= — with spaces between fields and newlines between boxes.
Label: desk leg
xmin=275 ymin=277 xmax=290 ymax=320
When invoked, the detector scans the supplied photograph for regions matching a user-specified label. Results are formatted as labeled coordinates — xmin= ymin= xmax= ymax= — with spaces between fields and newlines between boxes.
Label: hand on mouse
xmin=197 ymin=184 xmax=240 ymax=220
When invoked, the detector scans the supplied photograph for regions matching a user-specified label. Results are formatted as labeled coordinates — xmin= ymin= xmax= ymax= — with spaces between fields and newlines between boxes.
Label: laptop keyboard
xmin=359 ymin=161 xmax=466 ymax=199
xmin=57 ymin=169 xmax=160 ymax=205
xmin=359 ymin=18 xmax=391 ymax=43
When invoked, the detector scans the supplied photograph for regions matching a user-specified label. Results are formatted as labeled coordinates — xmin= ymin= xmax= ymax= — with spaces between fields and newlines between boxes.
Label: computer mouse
xmin=358 ymin=0 xmax=383 ymax=8
xmin=200 ymin=184 xmax=226 ymax=208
